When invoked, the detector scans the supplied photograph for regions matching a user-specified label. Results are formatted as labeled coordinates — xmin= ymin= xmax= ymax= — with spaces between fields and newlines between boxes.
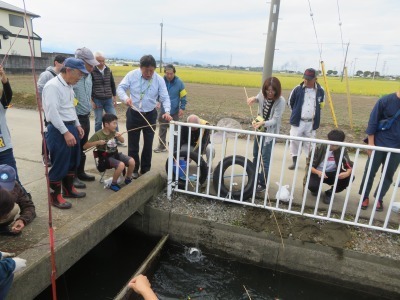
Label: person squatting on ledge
xmin=305 ymin=129 xmax=354 ymax=205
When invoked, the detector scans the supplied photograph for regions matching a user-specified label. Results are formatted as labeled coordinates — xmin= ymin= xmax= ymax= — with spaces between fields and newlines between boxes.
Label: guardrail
xmin=166 ymin=121 xmax=400 ymax=234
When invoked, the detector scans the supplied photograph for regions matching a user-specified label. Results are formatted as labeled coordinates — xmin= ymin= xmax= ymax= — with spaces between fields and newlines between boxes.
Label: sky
xmin=6 ymin=0 xmax=400 ymax=75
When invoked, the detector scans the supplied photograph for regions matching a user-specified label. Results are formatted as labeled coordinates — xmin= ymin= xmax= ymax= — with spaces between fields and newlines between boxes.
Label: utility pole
xmin=372 ymin=52 xmax=379 ymax=80
xmin=262 ymin=0 xmax=280 ymax=83
xmin=382 ymin=60 xmax=387 ymax=76
xmin=160 ymin=22 xmax=163 ymax=73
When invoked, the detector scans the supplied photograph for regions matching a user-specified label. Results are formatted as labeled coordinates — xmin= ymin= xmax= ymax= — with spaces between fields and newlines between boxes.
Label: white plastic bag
xmin=391 ymin=202 xmax=400 ymax=214
xmin=275 ymin=182 xmax=290 ymax=203
xmin=103 ymin=174 xmax=125 ymax=189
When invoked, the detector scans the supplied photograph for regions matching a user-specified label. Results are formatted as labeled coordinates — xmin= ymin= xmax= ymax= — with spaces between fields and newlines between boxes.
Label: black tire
xmin=165 ymin=151 xmax=208 ymax=189
xmin=213 ymin=155 xmax=255 ymax=200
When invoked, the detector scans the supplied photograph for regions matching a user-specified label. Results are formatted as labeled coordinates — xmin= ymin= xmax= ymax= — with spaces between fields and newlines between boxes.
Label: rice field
xmin=110 ymin=65 xmax=399 ymax=97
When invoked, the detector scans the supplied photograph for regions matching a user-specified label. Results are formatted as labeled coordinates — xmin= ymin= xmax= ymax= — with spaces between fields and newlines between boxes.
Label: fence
xmin=166 ymin=121 xmax=400 ymax=234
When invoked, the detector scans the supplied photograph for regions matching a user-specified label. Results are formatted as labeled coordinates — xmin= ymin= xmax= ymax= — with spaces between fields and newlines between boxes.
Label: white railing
xmin=166 ymin=121 xmax=400 ymax=234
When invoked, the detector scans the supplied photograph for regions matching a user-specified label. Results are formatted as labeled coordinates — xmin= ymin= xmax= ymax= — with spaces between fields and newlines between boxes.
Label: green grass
xmin=109 ymin=66 xmax=399 ymax=97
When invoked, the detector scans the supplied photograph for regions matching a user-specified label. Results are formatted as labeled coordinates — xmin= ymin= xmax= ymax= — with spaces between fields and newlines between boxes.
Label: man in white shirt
xmin=287 ymin=68 xmax=325 ymax=170
xmin=42 ymin=58 xmax=88 ymax=209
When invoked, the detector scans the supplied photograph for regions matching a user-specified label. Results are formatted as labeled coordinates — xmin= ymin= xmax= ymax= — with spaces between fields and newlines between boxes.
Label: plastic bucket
xmin=173 ymin=159 xmax=187 ymax=177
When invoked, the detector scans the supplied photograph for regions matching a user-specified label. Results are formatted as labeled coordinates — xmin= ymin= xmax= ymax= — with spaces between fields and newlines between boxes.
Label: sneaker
xmin=376 ymin=200 xmax=383 ymax=212
xmin=125 ymin=177 xmax=132 ymax=185
xmin=361 ymin=197 xmax=369 ymax=210
xmin=42 ymin=155 xmax=52 ymax=167
xmin=110 ymin=183 xmax=121 ymax=192
xmin=256 ymin=184 xmax=266 ymax=193
xmin=154 ymin=147 xmax=167 ymax=153
xmin=132 ymin=172 xmax=139 ymax=179
xmin=323 ymin=191 xmax=332 ymax=204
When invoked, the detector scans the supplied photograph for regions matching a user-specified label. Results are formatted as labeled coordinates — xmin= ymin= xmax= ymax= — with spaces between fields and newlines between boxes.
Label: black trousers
xmin=126 ymin=108 xmax=157 ymax=173
xmin=78 ymin=114 xmax=90 ymax=162
xmin=308 ymin=171 xmax=351 ymax=194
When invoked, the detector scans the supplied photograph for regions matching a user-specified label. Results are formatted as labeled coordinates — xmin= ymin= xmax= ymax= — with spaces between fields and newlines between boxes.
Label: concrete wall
xmin=127 ymin=206 xmax=400 ymax=299
xmin=0 ymin=52 xmax=73 ymax=74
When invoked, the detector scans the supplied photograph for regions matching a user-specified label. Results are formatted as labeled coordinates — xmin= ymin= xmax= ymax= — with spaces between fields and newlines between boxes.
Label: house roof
xmin=0 ymin=25 xmax=12 ymax=35
xmin=0 ymin=0 xmax=40 ymax=18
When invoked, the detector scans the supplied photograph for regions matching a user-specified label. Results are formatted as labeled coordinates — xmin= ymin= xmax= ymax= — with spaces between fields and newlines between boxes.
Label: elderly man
xmin=42 ymin=58 xmax=88 ymax=209
xmin=37 ymin=55 xmax=67 ymax=167
xmin=73 ymin=47 xmax=99 ymax=187
xmin=0 ymin=164 xmax=36 ymax=236
xmin=287 ymin=68 xmax=325 ymax=170
xmin=117 ymin=55 xmax=172 ymax=179
xmin=154 ymin=64 xmax=187 ymax=153
xmin=91 ymin=51 xmax=122 ymax=137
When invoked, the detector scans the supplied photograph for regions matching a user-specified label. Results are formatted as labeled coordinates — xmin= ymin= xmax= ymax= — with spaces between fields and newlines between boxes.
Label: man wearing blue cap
xmin=42 ymin=58 xmax=88 ymax=209
xmin=0 ymin=164 xmax=36 ymax=235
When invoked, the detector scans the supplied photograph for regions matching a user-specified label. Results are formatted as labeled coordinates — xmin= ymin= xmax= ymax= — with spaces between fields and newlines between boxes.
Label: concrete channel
xmin=126 ymin=202 xmax=400 ymax=299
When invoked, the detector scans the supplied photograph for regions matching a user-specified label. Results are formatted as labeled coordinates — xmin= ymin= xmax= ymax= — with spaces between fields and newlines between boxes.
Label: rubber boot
xmin=50 ymin=181 xmax=72 ymax=209
xmin=62 ymin=173 xmax=86 ymax=198
xmin=73 ymin=175 xmax=86 ymax=189
xmin=77 ymin=155 xmax=95 ymax=181
xmin=288 ymin=156 xmax=297 ymax=170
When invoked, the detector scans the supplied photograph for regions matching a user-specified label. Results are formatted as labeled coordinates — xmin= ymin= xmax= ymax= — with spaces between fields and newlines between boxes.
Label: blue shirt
xmin=117 ymin=69 xmax=171 ymax=113
xmin=366 ymin=92 xmax=400 ymax=148
xmin=73 ymin=75 xmax=93 ymax=116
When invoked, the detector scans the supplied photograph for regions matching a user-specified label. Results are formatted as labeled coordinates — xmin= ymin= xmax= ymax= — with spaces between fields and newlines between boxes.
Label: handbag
xmin=377 ymin=108 xmax=400 ymax=131
xmin=363 ymin=108 xmax=400 ymax=143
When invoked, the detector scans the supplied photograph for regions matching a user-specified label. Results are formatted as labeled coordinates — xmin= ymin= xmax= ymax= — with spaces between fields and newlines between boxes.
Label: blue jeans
xmin=253 ymin=136 xmax=273 ymax=187
xmin=0 ymin=271 xmax=13 ymax=300
xmin=359 ymin=151 xmax=400 ymax=201
xmin=93 ymin=98 xmax=118 ymax=132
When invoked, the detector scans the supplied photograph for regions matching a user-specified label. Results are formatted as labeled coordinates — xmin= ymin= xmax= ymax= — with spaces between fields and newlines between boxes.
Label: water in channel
xmin=35 ymin=226 xmax=381 ymax=299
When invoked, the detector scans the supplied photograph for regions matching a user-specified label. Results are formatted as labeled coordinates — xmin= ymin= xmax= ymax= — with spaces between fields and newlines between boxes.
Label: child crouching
xmin=84 ymin=113 xmax=135 ymax=192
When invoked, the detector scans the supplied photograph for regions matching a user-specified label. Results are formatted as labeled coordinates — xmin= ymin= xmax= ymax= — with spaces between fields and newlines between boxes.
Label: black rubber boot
xmin=288 ymin=156 xmax=297 ymax=170
xmin=73 ymin=176 xmax=86 ymax=189
xmin=62 ymin=173 xmax=86 ymax=198
xmin=50 ymin=181 xmax=72 ymax=209
xmin=77 ymin=155 xmax=95 ymax=181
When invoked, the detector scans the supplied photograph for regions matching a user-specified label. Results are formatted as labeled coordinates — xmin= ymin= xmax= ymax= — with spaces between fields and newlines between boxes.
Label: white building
xmin=0 ymin=0 xmax=41 ymax=57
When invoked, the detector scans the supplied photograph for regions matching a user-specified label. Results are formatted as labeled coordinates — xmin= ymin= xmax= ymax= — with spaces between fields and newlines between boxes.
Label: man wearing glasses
xmin=42 ymin=58 xmax=88 ymax=209
xmin=117 ymin=55 xmax=172 ymax=179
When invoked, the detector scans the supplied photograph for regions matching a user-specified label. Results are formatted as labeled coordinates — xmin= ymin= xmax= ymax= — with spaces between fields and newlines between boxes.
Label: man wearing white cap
xmin=287 ymin=68 xmax=325 ymax=170
xmin=42 ymin=58 xmax=88 ymax=209
xmin=0 ymin=164 xmax=36 ymax=235
xmin=73 ymin=47 xmax=99 ymax=188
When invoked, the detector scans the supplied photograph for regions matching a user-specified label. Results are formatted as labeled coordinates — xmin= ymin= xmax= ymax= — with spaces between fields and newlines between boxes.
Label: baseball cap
xmin=0 ymin=164 xmax=16 ymax=191
xmin=303 ymin=68 xmax=317 ymax=80
xmin=64 ymin=58 xmax=89 ymax=74
xmin=75 ymin=47 xmax=99 ymax=67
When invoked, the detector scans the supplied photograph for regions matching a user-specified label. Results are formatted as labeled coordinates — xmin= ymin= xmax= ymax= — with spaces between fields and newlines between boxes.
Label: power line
xmin=307 ymin=0 xmax=323 ymax=62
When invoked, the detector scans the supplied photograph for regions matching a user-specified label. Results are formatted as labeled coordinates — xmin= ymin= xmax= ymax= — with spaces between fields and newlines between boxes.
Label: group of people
xmin=247 ymin=68 xmax=400 ymax=210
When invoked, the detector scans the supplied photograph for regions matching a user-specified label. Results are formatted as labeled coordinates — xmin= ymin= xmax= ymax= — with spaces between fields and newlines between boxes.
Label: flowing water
xmin=35 ymin=226 xmax=381 ymax=300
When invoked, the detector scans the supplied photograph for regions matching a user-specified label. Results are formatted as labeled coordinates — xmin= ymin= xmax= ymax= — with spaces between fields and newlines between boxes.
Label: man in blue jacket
xmin=287 ymin=68 xmax=325 ymax=170
xmin=154 ymin=64 xmax=187 ymax=153
xmin=359 ymin=89 xmax=400 ymax=211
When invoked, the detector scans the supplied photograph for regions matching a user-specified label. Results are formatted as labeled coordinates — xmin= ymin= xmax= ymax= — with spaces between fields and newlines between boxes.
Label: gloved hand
xmin=12 ymin=257 xmax=27 ymax=273
xmin=0 ymin=251 xmax=16 ymax=259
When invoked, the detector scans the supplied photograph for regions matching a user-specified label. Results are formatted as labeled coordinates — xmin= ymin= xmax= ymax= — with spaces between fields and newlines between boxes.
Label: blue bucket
xmin=173 ymin=159 xmax=187 ymax=177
